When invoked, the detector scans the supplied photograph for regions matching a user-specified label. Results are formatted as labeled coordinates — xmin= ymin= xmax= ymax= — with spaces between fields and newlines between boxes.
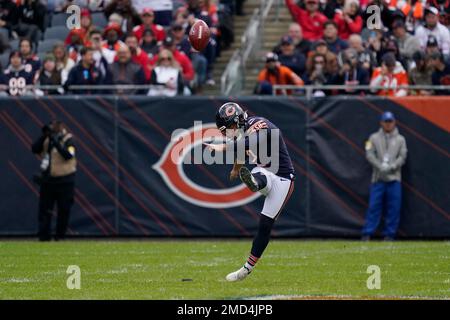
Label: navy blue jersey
xmin=230 ymin=116 xmax=295 ymax=180
xmin=2 ymin=66 xmax=34 ymax=96
xmin=22 ymin=55 xmax=41 ymax=78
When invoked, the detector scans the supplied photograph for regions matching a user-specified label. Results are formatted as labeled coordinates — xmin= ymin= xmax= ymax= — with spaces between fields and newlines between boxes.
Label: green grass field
xmin=0 ymin=240 xmax=449 ymax=300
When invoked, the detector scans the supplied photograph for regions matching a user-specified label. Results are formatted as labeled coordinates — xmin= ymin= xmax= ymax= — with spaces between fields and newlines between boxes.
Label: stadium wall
xmin=0 ymin=96 xmax=449 ymax=238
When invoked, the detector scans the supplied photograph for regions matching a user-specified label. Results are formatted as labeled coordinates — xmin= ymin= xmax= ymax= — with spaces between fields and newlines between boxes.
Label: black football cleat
xmin=239 ymin=167 xmax=259 ymax=192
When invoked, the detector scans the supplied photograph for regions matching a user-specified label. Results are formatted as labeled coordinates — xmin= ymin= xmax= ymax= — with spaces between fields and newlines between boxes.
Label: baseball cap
xmin=380 ymin=111 xmax=395 ymax=122
xmin=382 ymin=52 xmax=397 ymax=68
xmin=141 ymin=8 xmax=154 ymax=15
xmin=265 ymin=52 xmax=278 ymax=62
xmin=280 ymin=35 xmax=293 ymax=45
xmin=427 ymin=35 xmax=438 ymax=47
xmin=81 ymin=8 xmax=91 ymax=18
xmin=425 ymin=6 xmax=439 ymax=16
xmin=314 ymin=39 xmax=327 ymax=49
xmin=163 ymin=36 xmax=175 ymax=47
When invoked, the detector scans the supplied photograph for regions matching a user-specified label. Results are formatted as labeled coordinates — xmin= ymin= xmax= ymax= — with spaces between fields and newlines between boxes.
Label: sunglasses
xmin=161 ymin=57 xmax=171 ymax=61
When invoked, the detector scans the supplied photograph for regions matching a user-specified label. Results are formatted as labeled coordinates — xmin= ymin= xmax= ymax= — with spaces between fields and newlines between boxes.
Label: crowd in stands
xmin=256 ymin=0 xmax=450 ymax=96
xmin=0 ymin=0 xmax=246 ymax=96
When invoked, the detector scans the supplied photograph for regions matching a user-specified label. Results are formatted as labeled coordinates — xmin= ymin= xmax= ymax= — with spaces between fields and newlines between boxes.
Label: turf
xmin=0 ymin=240 xmax=449 ymax=299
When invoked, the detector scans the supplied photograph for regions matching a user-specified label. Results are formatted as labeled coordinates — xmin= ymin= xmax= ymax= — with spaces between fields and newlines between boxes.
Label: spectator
xmin=86 ymin=29 xmax=116 ymax=78
xmin=429 ymin=51 xmax=450 ymax=94
xmin=52 ymin=42 xmax=76 ymax=86
xmin=415 ymin=6 xmax=450 ymax=56
xmin=425 ymin=34 xmax=441 ymax=55
xmin=17 ymin=0 xmax=47 ymax=45
xmin=323 ymin=20 xmax=348 ymax=54
xmin=133 ymin=8 xmax=166 ymax=42
xmin=362 ymin=111 xmax=407 ymax=241
xmin=303 ymin=51 xmax=334 ymax=96
xmin=64 ymin=47 xmax=104 ymax=94
xmin=36 ymin=54 xmax=62 ymax=95
xmin=278 ymin=35 xmax=306 ymax=77
xmin=171 ymin=22 xmax=208 ymax=90
xmin=216 ymin=0 xmax=235 ymax=52
xmin=124 ymin=33 xmax=152 ymax=81
xmin=20 ymin=38 xmax=40 ymax=79
xmin=65 ymin=28 xmax=86 ymax=61
xmin=140 ymin=28 xmax=159 ymax=59
xmin=330 ymin=48 xmax=370 ymax=94
xmin=104 ymin=0 xmax=141 ymax=34
xmin=429 ymin=0 xmax=450 ymax=27
xmin=348 ymin=34 xmax=377 ymax=72
xmin=103 ymin=23 xmax=125 ymax=52
xmin=382 ymin=37 xmax=408 ymax=70
xmin=2 ymin=50 xmax=35 ymax=96
xmin=408 ymin=50 xmax=433 ymax=95
xmin=323 ymin=0 xmax=345 ymax=19
xmin=273 ymin=23 xmax=311 ymax=57
xmin=80 ymin=8 xmax=96 ymax=36
xmin=131 ymin=0 xmax=174 ymax=26
xmin=309 ymin=39 xmax=339 ymax=76
xmin=107 ymin=12 xmax=125 ymax=33
xmin=370 ymin=52 xmax=409 ymax=97
xmin=154 ymin=36 xmax=195 ymax=85
xmin=285 ymin=0 xmax=328 ymax=41
xmin=0 ymin=0 xmax=19 ymax=38
xmin=186 ymin=1 xmax=218 ymax=85
xmin=333 ymin=0 xmax=363 ymax=40
xmin=148 ymin=49 xmax=184 ymax=96
xmin=31 ymin=120 xmax=77 ymax=241
xmin=397 ymin=0 xmax=425 ymax=31
xmin=255 ymin=52 xmax=304 ymax=95
xmin=391 ymin=20 xmax=421 ymax=65
xmin=106 ymin=44 xmax=146 ymax=94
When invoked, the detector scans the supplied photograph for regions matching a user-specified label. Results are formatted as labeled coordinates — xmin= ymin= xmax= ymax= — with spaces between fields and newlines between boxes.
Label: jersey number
xmin=9 ymin=77 xmax=27 ymax=96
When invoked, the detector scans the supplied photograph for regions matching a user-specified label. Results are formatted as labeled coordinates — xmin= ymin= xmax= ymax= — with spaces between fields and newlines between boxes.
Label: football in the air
xmin=189 ymin=19 xmax=211 ymax=51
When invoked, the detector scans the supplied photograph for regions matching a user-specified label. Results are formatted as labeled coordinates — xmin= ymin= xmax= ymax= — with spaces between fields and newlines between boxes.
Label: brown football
xmin=188 ymin=19 xmax=211 ymax=52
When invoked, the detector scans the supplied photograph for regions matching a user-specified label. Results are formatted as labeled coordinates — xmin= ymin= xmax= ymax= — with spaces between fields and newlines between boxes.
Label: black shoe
xmin=239 ymin=167 xmax=259 ymax=192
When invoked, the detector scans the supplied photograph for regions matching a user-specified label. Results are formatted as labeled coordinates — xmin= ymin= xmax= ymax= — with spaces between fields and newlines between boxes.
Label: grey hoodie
xmin=365 ymin=127 xmax=408 ymax=183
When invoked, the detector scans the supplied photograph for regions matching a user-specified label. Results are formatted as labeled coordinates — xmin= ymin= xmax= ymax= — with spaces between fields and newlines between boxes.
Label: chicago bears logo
xmin=153 ymin=123 xmax=260 ymax=208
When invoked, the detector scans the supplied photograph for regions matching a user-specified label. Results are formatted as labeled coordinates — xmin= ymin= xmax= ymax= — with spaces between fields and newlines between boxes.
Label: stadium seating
xmin=0 ymin=28 xmax=9 ymax=41
xmin=37 ymin=39 xmax=59 ymax=54
xmin=91 ymin=12 xmax=108 ymax=28
xmin=8 ymin=39 xmax=19 ymax=51
xmin=51 ymin=13 xmax=68 ymax=27
xmin=0 ymin=52 xmax=9 ymax=68
xmin=44 ymin=26 xmax=70 ymax=41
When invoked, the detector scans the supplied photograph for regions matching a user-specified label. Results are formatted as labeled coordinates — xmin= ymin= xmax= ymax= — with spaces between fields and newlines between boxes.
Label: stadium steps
xmin=201 ymin=0 xmax=293 ymax=96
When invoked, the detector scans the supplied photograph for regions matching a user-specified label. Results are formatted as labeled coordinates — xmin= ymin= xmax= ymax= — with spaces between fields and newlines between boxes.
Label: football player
xmin=204 ymin=102 xmax=295 ymax=281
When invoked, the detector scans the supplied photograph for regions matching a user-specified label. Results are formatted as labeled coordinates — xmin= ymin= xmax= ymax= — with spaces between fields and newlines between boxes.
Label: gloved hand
xmin=380 ymin=163 xmax=394 ymax=174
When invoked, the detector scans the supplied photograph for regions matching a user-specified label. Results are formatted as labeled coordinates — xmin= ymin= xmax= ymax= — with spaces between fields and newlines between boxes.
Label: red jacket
xmin=285 ymin=0 xmax=328 ymax=41
xmin=131 ymin=49 xmax=152 ymax=81
xmin=133 ymin=24 xmax=166 ymax=42
xmin=151 ymin=50 xmax=194 ymax=82
xmin=333 ymin=12 xmax=363 ymax=40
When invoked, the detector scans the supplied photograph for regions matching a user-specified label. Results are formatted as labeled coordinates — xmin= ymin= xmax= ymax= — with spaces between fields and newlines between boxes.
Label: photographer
xmin=31 ymin=120 xmax=76 ymax=241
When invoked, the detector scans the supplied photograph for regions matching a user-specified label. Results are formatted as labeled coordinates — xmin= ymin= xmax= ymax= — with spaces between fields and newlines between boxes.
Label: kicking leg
xmin=226 ymin=215 xmax=274 ymax=282
xmin=227 ymin=168 xmax=293 ymax=282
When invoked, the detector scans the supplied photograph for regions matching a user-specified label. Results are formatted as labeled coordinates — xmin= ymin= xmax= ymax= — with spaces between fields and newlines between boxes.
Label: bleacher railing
xmin=2 ymin=84 xmax=450 ymax=96
xmin=271 ymin=85 xmax=450 ymax=100
xmin=221 ymin=0 xmax=275 ymax=96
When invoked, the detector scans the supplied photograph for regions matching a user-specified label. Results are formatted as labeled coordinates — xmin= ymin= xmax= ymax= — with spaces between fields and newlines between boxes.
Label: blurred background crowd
xmin=256 ymin=0 xmax=450 ymax=96
xmin=1 ymin=0 xmax=450 ymax=97
xmin=0 ymin=0 xmax=245 ymax=96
